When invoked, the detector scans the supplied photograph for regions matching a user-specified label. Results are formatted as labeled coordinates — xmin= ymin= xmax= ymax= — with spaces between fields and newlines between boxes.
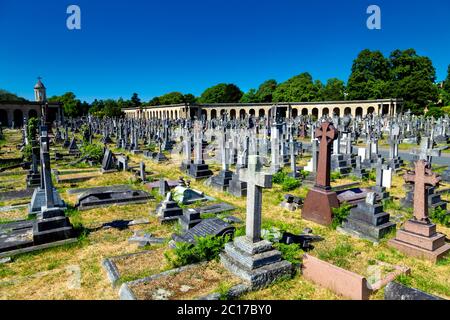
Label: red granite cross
xmin=404 ymin=160 xmax=441 ymax=223
xmin=315 ymin=121 xmax=338 ymax=188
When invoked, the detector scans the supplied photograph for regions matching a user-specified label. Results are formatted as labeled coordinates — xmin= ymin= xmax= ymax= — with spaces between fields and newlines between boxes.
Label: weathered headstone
xmin=220 ymin=155 xmax=292 ymax=289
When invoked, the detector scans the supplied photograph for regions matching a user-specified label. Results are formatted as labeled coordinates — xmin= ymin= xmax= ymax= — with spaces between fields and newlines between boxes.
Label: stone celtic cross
xmin=240 ymin=155 xmax=273 ymax=243
xmin=404 ymin=160 xmax=441 ymax=223
xmin=315 ymin=121 xmax=338 ymax=189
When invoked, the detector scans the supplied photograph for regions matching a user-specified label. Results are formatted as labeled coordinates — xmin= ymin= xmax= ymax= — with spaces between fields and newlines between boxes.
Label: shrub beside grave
xmin=165 ymin=235 xmax=231 ymax=268
xmin=331 ymin=202 xmax=352 ymax=229
xmin=430 ymin=207 xmax=450 ymax=227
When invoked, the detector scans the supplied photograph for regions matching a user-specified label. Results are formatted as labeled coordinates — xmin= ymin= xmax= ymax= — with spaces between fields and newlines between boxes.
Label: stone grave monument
xmin=302 ymin=121 xmax=339 ymax=225
xmin=388 ymin=160 xmax=450 ymax=262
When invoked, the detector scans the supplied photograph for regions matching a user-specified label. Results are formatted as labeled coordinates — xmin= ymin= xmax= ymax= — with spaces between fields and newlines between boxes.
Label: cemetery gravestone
xmin=388 ymin=160 xmax=450 ymax=262
xmin=302 ymin=121 xmax=339 ymax=225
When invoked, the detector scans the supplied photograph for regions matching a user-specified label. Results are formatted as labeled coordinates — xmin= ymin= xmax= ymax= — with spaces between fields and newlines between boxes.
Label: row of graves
xmin=95 ymin=110 xmax=450 ymax=300
xmin=1 ymin=109 xmax=449 ymax=300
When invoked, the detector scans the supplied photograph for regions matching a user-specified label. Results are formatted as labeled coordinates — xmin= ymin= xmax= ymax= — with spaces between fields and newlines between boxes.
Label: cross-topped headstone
xmin=404 ymin=160 xmax=441 ymax=223
xmin=315 ymin=121 xmax=338 ymax=189
xmin=239 ymin=155 xmax=272 ymax=242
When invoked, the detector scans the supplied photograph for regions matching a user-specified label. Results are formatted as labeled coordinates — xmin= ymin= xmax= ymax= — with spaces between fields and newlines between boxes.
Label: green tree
xmin=347 ymin=49 xmax=391 ymax=100
xmin=148 ymin=96 xmax=161 ymax=106
xmin=255 ymin=79 xmax=277 ymax=102
xmin=240 ymin=89 xmax=259 ymax=103
xmin=199 ymin=83 xmax=243 ymax=103
xmin=130 ymin=93 xmax=141 ymax=108
xmin=443 ymin=65 xmax=450 ymax=106
xmin=321 ymin=78 xmax=346 ymax=101
xmin=0 ymin=89 xmax=27 ymax=102
xmin=425 ymin=107 xmax=444 ymax=118
xmin=158 ymin=92 xmax=185 ymax=105
xmin=103 ymin=99 xmax=123 ymax=118
xmin=183 ymin=93 xmax=197 ymax=104
xmin=48 ymin=92 xmax=82 ymax=118
xmin=272 ymin=72 xmax=319 ymax=102
xmin=389 ymin=49 xmax=438 ymax=114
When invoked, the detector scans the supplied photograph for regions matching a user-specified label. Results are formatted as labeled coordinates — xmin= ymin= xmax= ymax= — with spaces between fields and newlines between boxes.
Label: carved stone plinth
xmin=220 ymin=236 xmax=292 ymax=289
xmin=388 ymin=220 xmax=450 ymax=263
xmin=302 ymin=186 xmax=339 ymax=226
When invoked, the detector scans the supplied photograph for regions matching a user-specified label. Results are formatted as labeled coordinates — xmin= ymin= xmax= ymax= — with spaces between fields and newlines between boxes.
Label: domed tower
xmin=34 ymin=77 xmax=46 ymax=102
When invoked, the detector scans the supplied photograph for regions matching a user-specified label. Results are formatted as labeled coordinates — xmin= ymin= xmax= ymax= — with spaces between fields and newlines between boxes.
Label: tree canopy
xmin=388 ymin=49 xmax=438 ymax=114
xmin=48 ymin=92 xmax=88 ymax=118
xmin=320 ymin=78 xmax=346 ymax=101
xmin=0 ymin=89 xmax=27 ymax=102
xmin=272 ymin=73 xmax=321 ymax=102
xmin=199 ymin=83 xmax=243 ymax=103
xmin=347 ymin=49 xmax=391 ymax=100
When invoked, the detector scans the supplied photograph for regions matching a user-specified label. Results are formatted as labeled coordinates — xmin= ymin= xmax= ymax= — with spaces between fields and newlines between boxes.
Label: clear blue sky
xmin=1 ymin=0 xmax=449 ymax=102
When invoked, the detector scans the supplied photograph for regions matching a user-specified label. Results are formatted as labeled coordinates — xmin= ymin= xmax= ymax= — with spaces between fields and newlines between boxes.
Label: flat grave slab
xmin=0 ymin=189 xmax=35 ymax=201
xmin=0 ymin=219 xmax=77 ymax=257
xmin=183 ymin=202 xmax=235 ymax=216
xmin=336 ymin=187 xmax=381 ymax=205
xmin=119 ymin=261 xmax=242 ymax=300
xmin=66 ymin=184 xmax=131 ymax=195
xmin=172 ymin=218 xmax=235 ymax=244
xmin=384 ymin=281 xmax=445 ymax=300
xmin=75 ymin=189 xmax=154 ymax=210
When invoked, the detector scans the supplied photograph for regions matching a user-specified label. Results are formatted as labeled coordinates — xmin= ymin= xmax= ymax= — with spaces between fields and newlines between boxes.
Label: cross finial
xmin=404 ymin=160 xmax=441 ymax=222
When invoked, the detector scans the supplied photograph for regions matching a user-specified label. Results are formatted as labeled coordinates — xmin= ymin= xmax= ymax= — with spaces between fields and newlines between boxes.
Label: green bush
xmin=299 ymin=170 xmax=310 ymax=179
xmin=331 ymin=202 xmax=352 ymax=229
xmin=27 ymin=117 xmax=39 ymax=141
xmin=272 ymin=171 xmax=287 ymax=184
xmin=281 ymin=177 xmax=301 ymax=191
xmin=429 ymin=207 xmax=450 ymax=227
xmin=80 ymin=143 xmax=103 ymax=163
xmin=164 ymin=235 xmax=231 ymax=268
xmin=274 ymin=242 xmax=303 ymax=265
xmin=368 ymin=169 xmax=376 ymax=181
xmin=330 ymin=171 xmax=342 ymax=182
xmin=23 ymin=144 xmax=32 ymax=161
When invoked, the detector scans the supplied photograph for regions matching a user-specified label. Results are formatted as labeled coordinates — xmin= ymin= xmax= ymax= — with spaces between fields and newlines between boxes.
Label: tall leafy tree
xmin=0 ymin=89 xmax=27 ymax=102
xmin=443 ymin=65 xmax=450 ymax=106
xmin=347 ymin=49 xmax=391 ymax=100
xmin=48 ymin=92 xmax=82 ymax=118
xmin=130 ymin=93 xmax=141 ymax=108
xmin=321 ymin=78 xmax=346 ymax=101
xmin=158 ymin=92 xmax=185 ymax=105
xmin=255 ymin=79 xmax=277 ymax=102
xmin=389 ymin=49 xmax=438 ymax=114
xmin=103 ymin=99 xmax=123 ymax=117
xmin=183 ymin=93 xmax=197 ymax=104
xmin=199 ymin=83 xmax=243 ymax=103
xmin=240 ymin=89 xmax=259 ymax=103
xmin=272 ymin=72 xmax=319 ymax=102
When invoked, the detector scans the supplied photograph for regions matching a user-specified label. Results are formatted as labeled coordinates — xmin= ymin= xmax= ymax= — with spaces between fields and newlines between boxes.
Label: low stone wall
xmin=302 ymin=254 xmax=371 ymax=300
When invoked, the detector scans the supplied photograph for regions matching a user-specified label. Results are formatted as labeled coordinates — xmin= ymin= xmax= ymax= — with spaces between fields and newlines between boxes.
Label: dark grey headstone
xmin=384 ymin=282 xmax=445 ymax=300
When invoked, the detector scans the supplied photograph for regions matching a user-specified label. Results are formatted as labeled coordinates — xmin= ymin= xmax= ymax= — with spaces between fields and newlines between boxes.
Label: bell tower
xmin=34 ymin=77 xmax=47 ymax=102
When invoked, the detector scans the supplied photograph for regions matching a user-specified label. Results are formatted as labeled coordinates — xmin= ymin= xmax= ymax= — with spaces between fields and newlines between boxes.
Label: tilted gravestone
xmin=172 ymin=218 xmax=235 ymax=244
